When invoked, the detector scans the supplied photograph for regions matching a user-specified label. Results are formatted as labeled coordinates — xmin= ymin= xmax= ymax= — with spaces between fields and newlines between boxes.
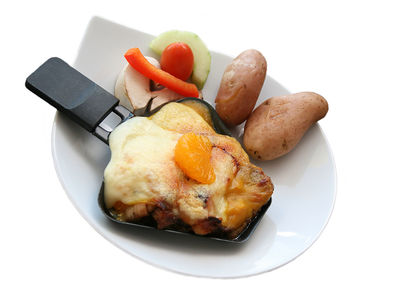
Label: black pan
xmin=25 ymin=57 xmax=272 ymax=243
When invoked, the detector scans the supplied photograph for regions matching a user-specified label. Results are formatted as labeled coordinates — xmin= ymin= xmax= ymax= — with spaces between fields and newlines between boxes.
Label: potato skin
xmin=243 ymin=92 xmax=328 ymax=160
xmin=215 ymin=49 xmax=267 ymax=126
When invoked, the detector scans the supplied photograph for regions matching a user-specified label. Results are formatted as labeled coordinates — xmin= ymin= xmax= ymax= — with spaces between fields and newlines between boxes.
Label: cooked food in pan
xmin=104 ymin=102 xmax=273 ymax=238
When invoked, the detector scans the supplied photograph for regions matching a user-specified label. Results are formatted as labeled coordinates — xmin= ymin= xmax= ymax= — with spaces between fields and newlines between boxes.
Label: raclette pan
xmin=25 ymin=57 xmax=272 ymax=243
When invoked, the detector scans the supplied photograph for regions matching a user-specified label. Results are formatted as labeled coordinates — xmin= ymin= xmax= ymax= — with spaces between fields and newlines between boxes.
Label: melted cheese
xmin=104 ymin=102 xmax=273 ymax=233
xmin=104 ymin=117 xmax=182 ymax=208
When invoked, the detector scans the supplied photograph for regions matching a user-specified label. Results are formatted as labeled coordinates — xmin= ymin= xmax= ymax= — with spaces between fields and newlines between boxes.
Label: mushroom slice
xmin=114 ymin=56 xmax=201 ymax=111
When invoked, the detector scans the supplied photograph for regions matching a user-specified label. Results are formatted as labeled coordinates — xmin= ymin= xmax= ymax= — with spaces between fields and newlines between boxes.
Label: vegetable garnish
xmin=161 ymin=42 xmax=194 ymax=81
xmin=124 ymin=48 xmax=199 ymax=98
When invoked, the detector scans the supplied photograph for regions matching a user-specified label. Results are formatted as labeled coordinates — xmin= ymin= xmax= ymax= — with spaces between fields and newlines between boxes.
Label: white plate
xmin=52 ymin=16 xmax=336 ymax=278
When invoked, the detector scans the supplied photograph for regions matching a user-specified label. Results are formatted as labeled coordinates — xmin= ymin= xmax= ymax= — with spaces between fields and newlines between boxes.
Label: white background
xmin=1 ymin=0 xmax=399 ymax=282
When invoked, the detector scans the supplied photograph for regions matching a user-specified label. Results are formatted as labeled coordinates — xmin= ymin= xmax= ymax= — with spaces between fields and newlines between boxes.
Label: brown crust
xmin=110 ymin=173 xmax=273 ymax=239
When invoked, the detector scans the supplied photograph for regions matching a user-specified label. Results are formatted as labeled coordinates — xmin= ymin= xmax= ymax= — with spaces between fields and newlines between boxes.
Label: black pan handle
xmin=25 ymin=57 xmax=120 ymax=134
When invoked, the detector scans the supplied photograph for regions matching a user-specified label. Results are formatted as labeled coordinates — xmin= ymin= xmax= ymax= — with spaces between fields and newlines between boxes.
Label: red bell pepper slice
xmin=124 ymin=48 xmax=199 ymax=98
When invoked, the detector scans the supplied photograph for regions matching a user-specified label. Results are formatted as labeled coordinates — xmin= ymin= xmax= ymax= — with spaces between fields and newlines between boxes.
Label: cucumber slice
xmin=150 ymin=30 xmax=211 ymax=90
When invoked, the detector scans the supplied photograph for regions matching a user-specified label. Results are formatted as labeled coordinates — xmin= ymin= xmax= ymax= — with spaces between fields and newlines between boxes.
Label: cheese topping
xmin=104 ymin=103 xmax=273 ymax=233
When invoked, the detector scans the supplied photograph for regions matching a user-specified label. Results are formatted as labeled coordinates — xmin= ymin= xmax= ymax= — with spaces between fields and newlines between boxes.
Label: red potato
xmin=215 ymin=49 xmax=267 ymax=126
xmin=243 ymin=92 xmax=328 ymax=160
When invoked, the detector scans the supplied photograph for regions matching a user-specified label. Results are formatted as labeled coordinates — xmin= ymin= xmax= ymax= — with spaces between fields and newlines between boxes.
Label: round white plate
xmin=52 ymin=17 xmax=336 ymax=278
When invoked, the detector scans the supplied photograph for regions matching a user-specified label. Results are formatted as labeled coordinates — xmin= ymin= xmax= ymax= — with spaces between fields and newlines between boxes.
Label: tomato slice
xmin=161 ymin=42 xmax=194 ymax=81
